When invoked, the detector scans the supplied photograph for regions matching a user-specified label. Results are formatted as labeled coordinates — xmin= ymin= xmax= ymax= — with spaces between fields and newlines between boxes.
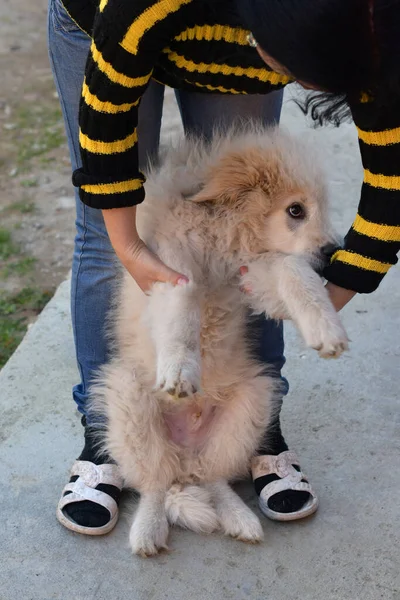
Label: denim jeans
xmin=47 ymin=0 xmax=288 ymax=424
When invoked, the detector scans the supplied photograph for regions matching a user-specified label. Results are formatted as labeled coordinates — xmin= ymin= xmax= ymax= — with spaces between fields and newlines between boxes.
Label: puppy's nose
xmin=321 ymin=243 xmax=339 ymax=259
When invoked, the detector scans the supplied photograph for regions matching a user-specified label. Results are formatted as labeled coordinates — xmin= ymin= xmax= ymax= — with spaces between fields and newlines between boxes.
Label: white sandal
xmin=252 ymin=451 xmax=319 ymax=522
xmin=56 ymin=460 xmax=124 ymax=535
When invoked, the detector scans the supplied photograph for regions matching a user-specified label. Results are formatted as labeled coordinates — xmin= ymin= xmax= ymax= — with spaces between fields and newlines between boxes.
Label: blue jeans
xmin=47 ymin=0 xmax=288 ymax=424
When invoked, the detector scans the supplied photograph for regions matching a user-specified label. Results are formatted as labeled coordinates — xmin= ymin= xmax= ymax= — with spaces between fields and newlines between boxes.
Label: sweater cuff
xmin=72 ymin=168 xmax=146 ymax=209
xmin=324 ymin=249 xmax=395 ymax=293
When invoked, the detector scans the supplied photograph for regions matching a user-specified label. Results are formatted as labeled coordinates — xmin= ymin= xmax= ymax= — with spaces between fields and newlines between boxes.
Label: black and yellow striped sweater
xmin=62 ymin=0 xmax=400 ymax=294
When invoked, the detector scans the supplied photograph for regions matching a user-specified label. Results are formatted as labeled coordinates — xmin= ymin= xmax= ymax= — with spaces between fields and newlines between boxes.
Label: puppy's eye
xmin=287 ymin=203 xmax=305 ymax=219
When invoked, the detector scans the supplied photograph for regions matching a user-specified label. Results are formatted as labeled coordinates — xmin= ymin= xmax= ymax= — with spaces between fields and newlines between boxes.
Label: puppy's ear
xmin=189 ymin=151 xmax=273 ymax=208
xmin=191 ymin=153 xmax=260 ymax=206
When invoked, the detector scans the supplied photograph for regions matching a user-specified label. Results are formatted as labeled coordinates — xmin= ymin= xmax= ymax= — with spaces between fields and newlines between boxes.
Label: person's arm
xmin=70 ymin=0 xmax=195 ymax=289
xmin=324 ymin=96 xmax=400 ymax=305
xmin=103 ymin=206 xmax=188 ymax=290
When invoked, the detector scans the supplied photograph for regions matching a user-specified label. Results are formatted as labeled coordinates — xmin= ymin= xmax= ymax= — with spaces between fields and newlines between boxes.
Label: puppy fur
xmin=90 ymin=126 xmax=349 ymax=557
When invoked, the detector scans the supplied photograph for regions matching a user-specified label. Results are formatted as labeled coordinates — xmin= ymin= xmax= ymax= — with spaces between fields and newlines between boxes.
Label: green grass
xmin=20 ymin=178 xmax=38 ymax=188
xmin=9 ymin=199 xmax=36 ymax=214
xmin=0 ymin=287 xmax=52 ymax=367
xmin=0 ymin=229 xmax=19 ymax=260
xmin=0 ymin=257 xmax=37 ymax=279
xmin=2 ymin=103 xmax=65 ymax=173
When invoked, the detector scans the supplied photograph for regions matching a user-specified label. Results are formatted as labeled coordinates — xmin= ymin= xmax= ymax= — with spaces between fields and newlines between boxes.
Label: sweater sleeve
xmin=72 ymin=0 xmax=193 ymax=209
xmin=324 ymin=97 xmax=400 ymax=293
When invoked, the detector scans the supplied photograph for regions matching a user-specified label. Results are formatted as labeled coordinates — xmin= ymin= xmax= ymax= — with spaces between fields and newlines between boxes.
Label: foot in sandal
xmin=252 ymin=450 xmax=318 ymax=521
xmin=56 ymin=417 xmax=124 ymax=535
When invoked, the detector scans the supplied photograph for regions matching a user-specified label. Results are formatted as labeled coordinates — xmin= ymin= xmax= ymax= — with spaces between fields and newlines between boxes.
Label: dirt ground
xmin=0 ymin=0 xmax=75 ymax=289
xmin=0 ymin=0 xmax=184 ymax=366
xmin=0 ymin=0 xmax=77 ymax=365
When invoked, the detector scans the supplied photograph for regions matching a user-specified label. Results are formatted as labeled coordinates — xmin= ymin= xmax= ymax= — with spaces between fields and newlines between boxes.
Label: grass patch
xmin=1 ymin=257 xmax=36 ymax=279
xmin=0 ymin=287 xmax=53 ymax=368
xmin=15 ymin=105 xmax=65 ymax=168
xmin=0 ymin=229 xmax=19 ymax=260
xmin=20 ymin=178 xmax=38 ymax=188
xmin=12 ymin=200 xmax=35 ymax=214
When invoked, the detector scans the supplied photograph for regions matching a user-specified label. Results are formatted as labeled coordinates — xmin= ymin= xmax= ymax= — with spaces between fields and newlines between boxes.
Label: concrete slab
xmin=1 ymin=94 xmax=399 ymax=600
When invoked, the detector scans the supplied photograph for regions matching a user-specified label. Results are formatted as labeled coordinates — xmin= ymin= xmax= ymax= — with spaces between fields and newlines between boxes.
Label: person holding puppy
xmin=49 ymin=0 xmax=400 ymax=534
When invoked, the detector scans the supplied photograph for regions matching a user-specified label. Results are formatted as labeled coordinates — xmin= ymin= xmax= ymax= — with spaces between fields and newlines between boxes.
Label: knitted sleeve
xmin=324 ymin=98 xmax=400 ymax=293
xmin=72 ymin=0 xmax=193 ymax=209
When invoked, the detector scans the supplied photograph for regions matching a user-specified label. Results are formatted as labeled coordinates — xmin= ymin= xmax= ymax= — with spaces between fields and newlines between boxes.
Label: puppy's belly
xmin=163 ymin=401 xmax=216 ymax=448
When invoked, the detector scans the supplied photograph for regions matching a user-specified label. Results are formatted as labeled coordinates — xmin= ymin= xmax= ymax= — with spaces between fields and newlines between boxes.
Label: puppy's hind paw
xmin=156 ymin=359 xmax=201 ymax=399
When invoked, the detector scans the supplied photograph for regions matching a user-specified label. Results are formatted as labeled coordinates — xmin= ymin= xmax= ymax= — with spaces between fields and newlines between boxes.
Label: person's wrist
xmin=102 ymin=206 xmax=141 ymax=257
xmin=325 ymin=281 xmax=356 ymax=311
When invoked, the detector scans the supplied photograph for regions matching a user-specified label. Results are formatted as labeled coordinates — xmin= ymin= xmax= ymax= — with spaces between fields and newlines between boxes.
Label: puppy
xmin=91 ymin=126 xmax=348 ymax=557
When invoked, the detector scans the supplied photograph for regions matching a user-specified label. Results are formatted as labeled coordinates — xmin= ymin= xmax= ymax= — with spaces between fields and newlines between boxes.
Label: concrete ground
xmin=1 ymin=93 xmax=399 ymax=600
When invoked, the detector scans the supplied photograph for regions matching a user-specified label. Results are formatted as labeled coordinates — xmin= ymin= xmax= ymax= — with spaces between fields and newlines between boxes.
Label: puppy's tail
xmin=165 ymin=484 xmax=219 ymax=534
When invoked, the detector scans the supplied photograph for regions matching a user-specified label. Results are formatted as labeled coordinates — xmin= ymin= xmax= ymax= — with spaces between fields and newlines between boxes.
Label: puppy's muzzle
xmin=314 ymin=242 xmax=342 ymax=276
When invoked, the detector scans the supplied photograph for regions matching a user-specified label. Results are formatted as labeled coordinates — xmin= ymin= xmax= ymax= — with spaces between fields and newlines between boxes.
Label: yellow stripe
xmin=357 ymin=126 xmax=400 ymax=146
xmin=82 ymin=80 xmax=139 ymax=114
xmin=332 ymin=250 xmax=392 ymax=274
xmin=184 ymin=79 xmax=243 ymax=95
xmin=82 ymin=179 xmax=143 ymax=195
xmin=121 ymin=0 xmax=193 ymax=55
xmin=353 ymin=214 xmax=400 ymax=242
xmin=91 ymin=41 xmax=152 ymax=88
xmin=99 ymin=0 xmax=108 ymax=11
xmin=163 ymin=49 xmax=290 ymax=86
xmin=79 ymin=130 xmax=137 ymax=154
xmin=175 ymin=25 xmax=249 ymax=45
xmin=364 ymin=169 xmax=400 ymax=191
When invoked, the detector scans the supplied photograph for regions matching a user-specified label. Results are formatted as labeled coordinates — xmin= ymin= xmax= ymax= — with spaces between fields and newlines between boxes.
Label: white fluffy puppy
xmin=91 ymin=127 xmax=348 ymax=557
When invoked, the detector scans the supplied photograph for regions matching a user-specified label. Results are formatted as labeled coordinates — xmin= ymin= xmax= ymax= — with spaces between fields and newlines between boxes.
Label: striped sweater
xmin=62 ymin=0 xmax=400 ymax=294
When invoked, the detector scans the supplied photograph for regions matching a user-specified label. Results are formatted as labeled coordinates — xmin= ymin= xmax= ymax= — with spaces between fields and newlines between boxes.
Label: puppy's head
xmin=189 ymin=129 xmax=339 ymax=267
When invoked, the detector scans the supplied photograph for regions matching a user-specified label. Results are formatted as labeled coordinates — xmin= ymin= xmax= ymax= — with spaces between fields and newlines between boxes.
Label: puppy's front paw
xmin=129 ymin=513 xmax=169 ymax=558
xmin=220 ymin=506 xmax=263 ymax=544
xmin=301 ymin=312 xmax=349 ymax=359
xmin=156 ymin=357 xmax=201 ymax=398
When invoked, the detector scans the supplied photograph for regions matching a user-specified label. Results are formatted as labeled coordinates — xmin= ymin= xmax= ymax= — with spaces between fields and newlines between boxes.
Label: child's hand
xmin=102 ymin=206 xmax=188 ymax=293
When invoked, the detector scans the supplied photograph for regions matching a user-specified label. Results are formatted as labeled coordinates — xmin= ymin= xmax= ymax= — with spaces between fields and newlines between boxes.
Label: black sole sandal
xmin=57 ymin=460 xmax=124 ymax=535
xmin=252 ymin=451 xmax=319 ymax=521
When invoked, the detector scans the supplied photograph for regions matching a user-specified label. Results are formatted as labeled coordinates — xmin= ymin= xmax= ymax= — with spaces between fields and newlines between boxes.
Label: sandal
xmin=252 ymin=450 xmax=319 ymax=521
xmin=57 ymin=460 xmax=124 ymax=535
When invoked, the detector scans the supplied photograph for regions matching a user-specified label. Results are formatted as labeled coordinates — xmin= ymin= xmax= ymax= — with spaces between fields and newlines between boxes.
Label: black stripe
xmin=79 ymin=102 xmax=137 ymax=142
xmin=324 ymin=261 xmax=385 ymax=293
xmin=358 ymin=141 xmax=400 ymax=177
xmin=73 ymin=166 xmax=144 ymax=186
xmin=157 ymin=54 xmax=284 ymax=94
xmin=358 ymin=184 xmax=400 ymax=227
xmin=345 ymin=229 xmax=399 ymax=265
xmin=85 ymin=58 xmax=149 ymax=104
xmin=170 ymin=38 xmax=267 ymax=70
xmin=80 ymin=145 xmax=140 ymax=176
xmin=61 ymin=0 xmax=97 ymax=35
xmin=89 ymin=38 xmax=154 ymax=81
xmin=79 ymin=185 xmax=145 ymax=209
xmin=352 ymin=100 xmax=400 ymax=132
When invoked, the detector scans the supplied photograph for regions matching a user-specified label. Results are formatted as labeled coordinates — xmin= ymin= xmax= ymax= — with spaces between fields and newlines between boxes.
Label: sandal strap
xmin=258 ymin=477 xmax=315 ymax=503
xmin=70 ymin=460 xmax=124 ymax=489
xmin=251 ymin=451 xmax=317 ymax=503
xmin=251 ymin=451 xmax=301 ymax=480
xmin=59 ymin=479 xmax=118 ymax=517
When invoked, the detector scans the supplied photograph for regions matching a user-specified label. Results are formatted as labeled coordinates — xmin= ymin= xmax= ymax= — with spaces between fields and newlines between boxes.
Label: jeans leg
xmin=48 ymin=0 xmax=164 ymax=422
xmin=175 ymin=89 xmax=287 ymax=397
